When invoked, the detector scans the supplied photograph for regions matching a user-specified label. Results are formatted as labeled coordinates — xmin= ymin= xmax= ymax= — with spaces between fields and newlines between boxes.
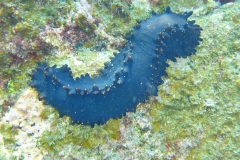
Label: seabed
xmin=0 ymin=0 xmax=239 ymax=159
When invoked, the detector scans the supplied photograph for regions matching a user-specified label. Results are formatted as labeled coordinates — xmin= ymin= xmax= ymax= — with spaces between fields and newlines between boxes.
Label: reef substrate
xmin=30 ymin=7 xmax=202 ymax=126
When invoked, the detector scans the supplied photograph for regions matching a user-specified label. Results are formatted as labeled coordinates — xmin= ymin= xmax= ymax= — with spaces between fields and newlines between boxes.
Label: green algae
xmin=31 ymin=1 xmax=240 ymax=159
xmin=39 ymin=112 xmax=121 ymax=154
xmin=7 ymin=80 xmax=15 ymax=95
xmin=39 ymin=105 xmax=57 ymax=120
xmin=0 ymin=1 xmax=75 ymax=38
xmin=91 ymin=0 xmax=170 ymax=37
xmin=103 ymin=118 xmax=121 ymax=140
xmin=92 ymin=1 xmax=133 ymax=37
xmin=0 ymin=122 xmax=18 ymax=153
xmin=169 ymin=0 xmax=217 ymax=16
xmin=45 ymin=0 xmax=172 ymax=79
xmin=47 ymin=48 xmax=118 ymax=79
xmin=0 ymin=0 xmax=239 ymax=159
xmin=0 ymin=0 xmax=76 ymax=103
xmin=149 ymin=2 xmax=240 ymax=159
xmin=74 ymin=13 xmax=96 ymax=35
xmin=13 ymin=22 xmax=39 ymax=39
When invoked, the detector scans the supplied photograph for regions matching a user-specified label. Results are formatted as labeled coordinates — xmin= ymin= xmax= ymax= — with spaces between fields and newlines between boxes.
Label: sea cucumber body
xmin=31 ymin=8 xmax=202 ymax=126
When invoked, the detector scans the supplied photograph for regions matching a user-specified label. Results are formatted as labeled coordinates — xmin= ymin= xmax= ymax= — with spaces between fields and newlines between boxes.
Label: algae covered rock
xmin=0 ymin=0 xmax=239 ymax=159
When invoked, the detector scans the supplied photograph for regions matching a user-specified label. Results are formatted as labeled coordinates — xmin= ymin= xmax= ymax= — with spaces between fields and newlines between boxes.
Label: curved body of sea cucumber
xmin=30 ymin=7 xmax=202 ymax=127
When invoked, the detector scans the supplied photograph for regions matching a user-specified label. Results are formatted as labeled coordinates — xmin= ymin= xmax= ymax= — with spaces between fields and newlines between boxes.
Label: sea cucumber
xmin=30 ymin=7 xmax=202 ymax=127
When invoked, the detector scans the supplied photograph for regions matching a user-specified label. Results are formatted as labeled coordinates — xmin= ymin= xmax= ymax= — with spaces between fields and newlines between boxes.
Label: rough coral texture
xmin=150 ymin=2 xmax=240 ymax=159
xmin=0 ymin=0 xmax=239 ymax=159
xmin=1 ymin=89 xmax=51 ymax=159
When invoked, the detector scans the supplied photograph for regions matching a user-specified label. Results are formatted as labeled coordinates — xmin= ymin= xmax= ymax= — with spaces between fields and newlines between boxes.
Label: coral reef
xmin=30 ymin=7 xmax=202 ymax=126
xmin=0 ymin=0 xmax=239 ymax=159
xmin=1 ymin=89 xmax=51 ymax=159
xmin=149 ymin=2 xmax=240 ymax=159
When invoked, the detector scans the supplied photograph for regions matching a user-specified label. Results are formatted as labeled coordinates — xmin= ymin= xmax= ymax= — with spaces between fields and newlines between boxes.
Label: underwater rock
xmin=30 ymin=7 xmax=202 ymax=126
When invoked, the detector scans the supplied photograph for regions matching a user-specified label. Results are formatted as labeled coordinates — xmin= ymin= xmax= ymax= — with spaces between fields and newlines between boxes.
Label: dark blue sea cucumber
xmin=30 ymin=7 xmax=202 ymax=127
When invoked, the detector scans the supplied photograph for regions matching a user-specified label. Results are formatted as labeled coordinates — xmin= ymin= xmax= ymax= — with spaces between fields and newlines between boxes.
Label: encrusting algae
xmin=0 ymin=0 xmax=239 ymax=159
xmin=149 ymin=2 xmax=239 ymax=159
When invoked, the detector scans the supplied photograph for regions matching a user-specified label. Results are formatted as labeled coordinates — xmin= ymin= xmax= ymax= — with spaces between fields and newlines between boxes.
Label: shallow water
xmin=0 ymin=1 xmax=239 ymax=159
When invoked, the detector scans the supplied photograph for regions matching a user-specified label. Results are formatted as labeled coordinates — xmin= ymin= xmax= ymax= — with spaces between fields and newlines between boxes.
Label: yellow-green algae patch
xmin=91 ymin=0 xmax=170 ymax=37
xmin=149 ymin=2 xmax=239 ymax=159
xmin=39 ymin=113 xmax=121 ymax=153
xmin=169 ymin=0 xmax=218 ymax=16
xmin=47 ymin=48 xmax=118 ymax=79
xmin=0 ymin=0 xmax=76 ymax=104
xmin=0 ymin=122 xmax=18 ymax=154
